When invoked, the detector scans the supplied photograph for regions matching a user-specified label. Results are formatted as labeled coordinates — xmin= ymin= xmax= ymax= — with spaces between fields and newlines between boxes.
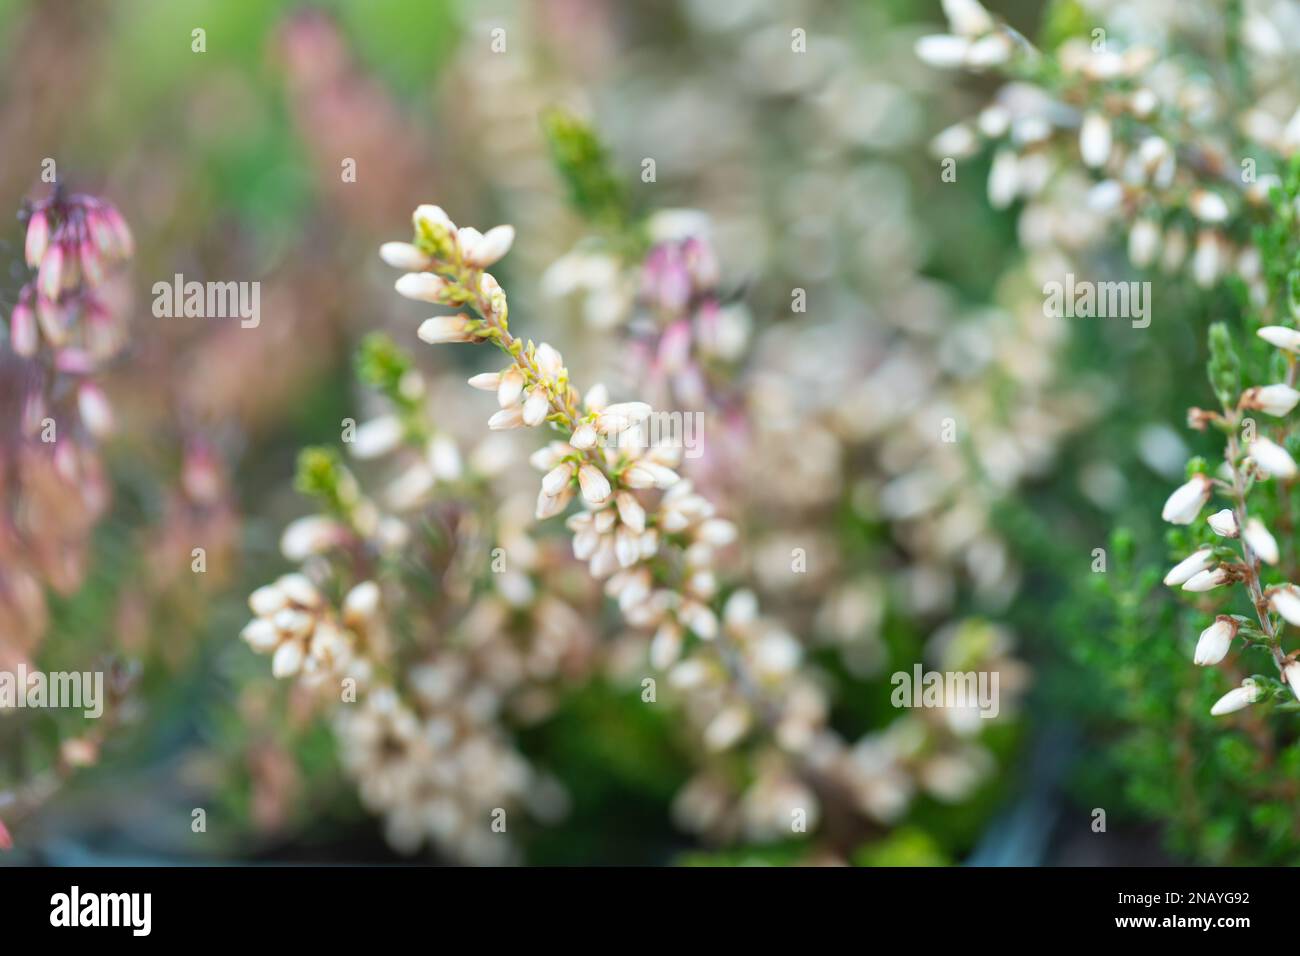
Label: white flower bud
xmin=1210 ymin=679 xmax=1261 ymax=716
xmin=1194 ymin=617 xmax=1236 ymax=666
xmin=1189 ymin=190 xmax=1229 ymax=223
xmin=1286 ymin=662 xmax=1300 ymax=702
xmin=1164 ymin=547 xmax=1214 ymax=586
xmin=914 ymin=34 xmax=970 ymax=69
xmin=1270 ymin=585 xmax=1300 ymax=625
xmin=351 ymin=415 xmax=404 ymax=459
xmin=1161 ymin=475 xmax=1211 ymax=524
xmin=1245 ymin=384 xmax=1300 ymax=416
xmin=1080 ymin=113 xmax=1112 ymax=168
xmin=1182 ymin=567 xmax=1229 ymax=592
xmin=497 ymin=367 xmax=524 ymax=407
xmin=1258 ymin=325 xmax=1300 ymax=353
xmin=1249 ymin=437 xmax=1297 ymax=479
xmin=417 ymin=314 xmax=473 ymax=344
xmin=942 ymin=0 xmax=994 ymax=35
xmin=488 ymin=405 xmax=525 ymax=430
xmin=1207 ymin=508 xmax=1238 ymax=537
xmin=395 ymin=272 xmax=449 ymax=303
xmin=578 ymin=464 xmax=612 ymax=505
xmin=1244 ymin=517 xmax=1279 ymax=565
xmin=522 ymin=390 xmax=550 ymax=426
xmin=379 ymin=242 xmax=431 ymax=270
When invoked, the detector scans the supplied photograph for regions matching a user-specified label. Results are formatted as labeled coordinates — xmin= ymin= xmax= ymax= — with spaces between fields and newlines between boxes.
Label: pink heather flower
xmin=0 ymin=816 xmax=11 ymax=851
xmin=10 ymin=300 xmax=37 ymax=357
xmin=24 ymin=209 xmax=49 ymax=268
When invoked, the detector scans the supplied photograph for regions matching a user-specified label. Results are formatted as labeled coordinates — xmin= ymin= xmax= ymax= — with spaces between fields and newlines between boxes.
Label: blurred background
xmin=0 ymin=0 xmax=1289 ymax=865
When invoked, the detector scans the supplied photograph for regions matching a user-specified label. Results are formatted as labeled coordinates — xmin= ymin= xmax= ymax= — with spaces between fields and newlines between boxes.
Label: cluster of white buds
xmin=1160 ymin=328 xmax=1300 ymax=716
xmin=918 ymin=0 xmax=1288 ymax=300
xmin=241 ymin=573 xmax=379 ymax=685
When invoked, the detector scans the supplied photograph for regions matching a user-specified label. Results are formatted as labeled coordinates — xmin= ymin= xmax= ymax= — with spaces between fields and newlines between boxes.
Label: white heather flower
xmin=1128 ymin=220 xmax=1160 ymax=268
xmin=1210 ymin=679 xmax=1262 ymax=716
xmin=395 ymin=272 xmax=449 ymax=303
xmin=1182 ymin=567 xmax=1229 ymax=592
xmin=459 ymin=224 xmax=514 ymax=268
xmin=1244 ymin=517 xmax=1280 ymax=565
xmin=577 ymin=464 xmax=611 ymax=505
xmin=542 ymin=462 xmax=574 ymax=495
xmin=596 ymin=402 xmax=652 ymax=435
xmin=271 ymin=640 xmax=305 ymax=679
xmin=1286 ymin=662 xmax=1300 ymax=703
xmin=417 ymin=315 xmax=473 ymax=344
xmin=1249 ymin=437 xmax=1297 ymax=479
xmin=583 ymin=383 xmax=609 ymax=412
xmin=497 ymin=367 xmax=524 ymax=407
xmin=1161 ymin=475 xmax=1211 ymax=524
xmin=1188 ymin=190 xmax=1230 ymax=223
xmin=1164 ymin=547 xmax=1215 ymax=586
xmin=1207 ymin=509 xmax=1238 ymax=537
xmin=379 ymin=242 xmax=431 ymax=271
xmin=680 ymin=601 xmax=718 ymax=640
xmin=535 ymin=485 xmax=575 ymax=520
xmin=703 ymin=705 xmax=750 ymax=751
xmin=615 ymin=492 xmax=646 ymax=533
xmin=650 ymin=621 xmax=684 ymax=669
xmin=623 ymin=461 xmax=680 ymax=489
xmin=428 ymin=434 xmax=462 ymax=481
xmin=521 ymin=390 xmax=550 ymax=427
xmin=1270 ymin=585 xmax=1300 ymax=625
xmin=914 ymin=34 xmax=970 ymax=69
xmin=1193 ymin=617 xmax=1237 ymax=666
xmin=570 ymin=422 xmax=597 ymax=449
xmin=1258 ymin=326 xmax=1300 ymax=353
xmin=77 ymin=384 xmax=113 ymax=438
xmin=534 ymin=342 xmax=564 ymax=380
xmin=987 ymin=149 xmax=1018 ymax=209
xmin=488 ymin=406 xmax=525 ymax=430
xmin=413 ymin=204 xmax=454 ymax=234
xmin=280 ymin=515 xmax=342 ymax=561
xmin=1246 ymin=384 xmax=1300 ymax=417
xmin=1079 ymin=113 xmax=1111 ymax=168
xmin=352 ymin=415 xmax=404 ymax=459
xmin=467 ymin=371 xmax=501 ymax=391
xmin=942 ymin=0 xmax=994 ymax=35
xmin=343 ymin=581 xmax=381 ymax=623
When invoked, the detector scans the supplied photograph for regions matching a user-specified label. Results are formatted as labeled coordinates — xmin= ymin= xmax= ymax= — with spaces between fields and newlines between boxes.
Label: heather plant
xmin=921 ymin=0 xmax=1300 ymax=862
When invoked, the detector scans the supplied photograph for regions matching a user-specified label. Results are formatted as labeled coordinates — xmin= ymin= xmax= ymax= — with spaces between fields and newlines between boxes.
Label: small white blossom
xmin=1210 ymin=679 xmax=1262 ymax=716
xmin=1193 ymin=617 xmax=1236 ymax=666
xmin=1244 ymin=517 xmax=1279 ymax=565
xmin=1207 ymin=509 xmax=1238 ymax=537
xmin=1164 ymin=547 xmax=1214 ymax=586
xmin=1249 ymin=437 xmax=1297 ymax=479
xmin=1161 ymin=475 xmax=1211 ymax=524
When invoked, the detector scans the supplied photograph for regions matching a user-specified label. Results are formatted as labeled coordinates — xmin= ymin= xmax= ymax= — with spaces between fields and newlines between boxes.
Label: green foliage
xmin=1206 ymin=322 xmax=1240 ymax=410
xmin=540 ymin=107 xmax=631 ymax=233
